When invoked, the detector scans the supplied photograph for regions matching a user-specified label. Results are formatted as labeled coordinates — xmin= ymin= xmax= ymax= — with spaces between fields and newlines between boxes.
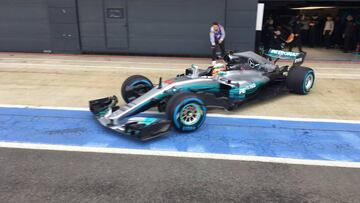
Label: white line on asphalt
xmin=316 ymin=73 xmax=360 ymax=77
xmin=207 ymin=113 xmax=360 ymax=124
xmin=0 ymin=62 xmax=184 ymax=71
xmin=0 ymin=57 xmax=210 ymax=66
xmin=0 ymin=58 xmax=360 ymax=70
xmin=0 ymin=142 xmax=359 ymax=168
xmin=1 ymin=63 xmax=360 ymax=79
xmin=0 ymin=104 xmax=88 ymax=111
xmin=1 ymin=104 xmax=359 ymax=124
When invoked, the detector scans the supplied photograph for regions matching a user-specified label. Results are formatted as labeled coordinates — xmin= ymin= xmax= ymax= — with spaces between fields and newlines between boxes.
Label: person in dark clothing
xmin=323 ymin=16 xmax=334 ymax=49
xmin=343 ymin=15 xmax=357 ymax=52
xmin=309 ymin=16 xmax=320 ymax=47
xmin=263 ymin=16 xmax=275 ymax=50
xmin=289 ymin=19 xmax=303 ymax=52
xmin=300 ymin=15 xmax=310 ymax=45
xmin=268 ymin=27 xmax=283 ymax=50
xmin=356 ymin=25 xmax=360 ymax=54
xmin=332 ymin=16 xmax=343 ymax=48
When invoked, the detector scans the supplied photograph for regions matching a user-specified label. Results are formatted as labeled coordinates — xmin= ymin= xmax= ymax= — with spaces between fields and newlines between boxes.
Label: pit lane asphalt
xmin=0 ymin=52 xmax=359 ymax=202
xmin=1 ymin=147 xmax=359 ymax=203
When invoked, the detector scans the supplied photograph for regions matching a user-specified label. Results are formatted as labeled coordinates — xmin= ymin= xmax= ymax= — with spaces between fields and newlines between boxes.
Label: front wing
xmin=89 ymin=96 xmax=171 ymax=140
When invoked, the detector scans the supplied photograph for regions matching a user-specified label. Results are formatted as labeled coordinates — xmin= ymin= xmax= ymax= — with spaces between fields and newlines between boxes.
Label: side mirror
xmin=185 ymin=68 xmax=193 ymax=76
xmin=185 ymin=64 xmax=200 ymax=78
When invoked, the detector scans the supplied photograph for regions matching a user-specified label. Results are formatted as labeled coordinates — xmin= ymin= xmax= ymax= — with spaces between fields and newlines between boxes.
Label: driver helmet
xmin=211 ymin=63 xmax=226 ymax=75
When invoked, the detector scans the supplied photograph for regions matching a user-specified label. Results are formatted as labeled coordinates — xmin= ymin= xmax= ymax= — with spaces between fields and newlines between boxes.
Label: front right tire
xmin=121 ymin=75 xmax=153 ymax=103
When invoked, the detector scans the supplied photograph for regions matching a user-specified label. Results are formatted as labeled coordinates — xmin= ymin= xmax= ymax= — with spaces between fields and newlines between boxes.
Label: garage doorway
xmin=258 ymin=1 xmax=360 ymax=61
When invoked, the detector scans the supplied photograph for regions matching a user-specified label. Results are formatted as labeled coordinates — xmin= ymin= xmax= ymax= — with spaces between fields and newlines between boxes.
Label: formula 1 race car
xmin=89 ymin=49 xmax=315 ymax=140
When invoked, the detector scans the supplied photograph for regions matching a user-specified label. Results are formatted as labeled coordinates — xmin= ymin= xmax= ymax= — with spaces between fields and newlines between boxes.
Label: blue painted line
xmin=0 ymin=107 xmax=360 ymax=162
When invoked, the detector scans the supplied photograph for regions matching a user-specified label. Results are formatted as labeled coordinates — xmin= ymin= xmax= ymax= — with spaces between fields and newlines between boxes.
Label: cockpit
xmin=184 ymin=51 xmax=277 ymax=78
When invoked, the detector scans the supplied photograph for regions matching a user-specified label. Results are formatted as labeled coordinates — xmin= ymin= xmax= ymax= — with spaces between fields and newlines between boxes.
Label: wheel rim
xmin=304 ymin=74 xmax=314 ymax=91
xmin=179 ymin=103 xmax=202 ymax=126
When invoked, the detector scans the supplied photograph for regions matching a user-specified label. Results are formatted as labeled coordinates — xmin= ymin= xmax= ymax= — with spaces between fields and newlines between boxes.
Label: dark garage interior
xmin=259 ymin=0 xmax=360 ymax=53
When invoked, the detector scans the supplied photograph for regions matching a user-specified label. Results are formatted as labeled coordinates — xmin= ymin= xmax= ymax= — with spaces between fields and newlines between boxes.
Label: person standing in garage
xmin=356 ymin=25 xmax=360 ymax=54
xmin=323 ymin=16 xmax=334 ymax=49
xmin=210 ymin=22 xmax=226 ymax=65
xmin=309 ymin=15 xmax=320 ymax=47
xmin=343 ymin=15 xmax=356 ymax=53
xmin=289 ymin=18 xmax=303 ymax=52
xmin=300 ymin=15 xmax=310 ymax=45
xmin=269 ymin=26 xmax=284 ymax=50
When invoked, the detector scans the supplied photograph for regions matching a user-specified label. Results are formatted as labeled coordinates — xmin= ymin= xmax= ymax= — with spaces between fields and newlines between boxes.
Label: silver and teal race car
xmin=89 ymin=49 xmax=315 ymax=140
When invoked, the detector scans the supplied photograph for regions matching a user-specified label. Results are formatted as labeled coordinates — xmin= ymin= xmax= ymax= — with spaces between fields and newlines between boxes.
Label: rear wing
xmin=266 ymin=49 xmax=306 ymax=66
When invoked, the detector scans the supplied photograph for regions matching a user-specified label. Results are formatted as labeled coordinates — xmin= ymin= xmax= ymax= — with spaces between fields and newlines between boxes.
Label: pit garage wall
xmin=0 ymin=0 xmax=80 ymax=53
xmin=78 ymin=0 xmax=258 ymax=55
xmin=0 ymin=0 xmax=257 ymax=55
xmin=0 ymin=0 xmax=51 ymax=52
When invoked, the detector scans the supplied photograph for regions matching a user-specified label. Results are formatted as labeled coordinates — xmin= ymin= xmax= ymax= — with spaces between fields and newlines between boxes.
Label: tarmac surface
xmin=1 ymin=147 xmax=360 ymax=203
xmin=0 ymin=51 xmax=359 ymax=202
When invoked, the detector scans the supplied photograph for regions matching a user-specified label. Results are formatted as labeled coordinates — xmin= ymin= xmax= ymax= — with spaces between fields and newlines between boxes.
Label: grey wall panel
xmin=226 ymin=0 xmax=258 ymax=9
xmin=77 ymin=0 xmax=107 ymax=51
xmin=50 ymin=38 xmax=80 ymax=51
xmin=227 ymin=42 xmax=255 ymax=52
xmin=225 ymin=0 xmax=257 ymax=52
xmin=79 ymin=23 xmax=105 ymax=37
xmin=48 ymin=7 xmax=78 ymax=23
xmin=105 ymin=23 xmax=128 ymax=48
xmin=127 ymin=0 xmax=226 ymax=55
xmin=226 ymin=27 xmax=257 ymax=43
xmin=50 ymin=24 xmax=79 ymax=39
xmin=128 ymin=1 xmax=225 ymax=23
xmin=48 ymin=0 xmax=76 ymax=7
xmin=129 ymin=38 xmax=208 ymax=55
xmin=0 ymin=0 xmax=51 ymax=52
xmin=103 ymin=0 xmax=128 ymax=49
xmin=104 ymin=0 xmax=126 ymax=11
xmin=0 ymin=0 xmax=80 ymax=53
xmin=78 ymin=0 xmax=104 ymax=22
xmin=0 ymin=38 xmax=50 ymax=52
xmin=226 ymin=11 xmax=258 ymax=28
xmin=48 ymin=0 xmax=81 ymax=52
xmin=77 ymin=0 xmax=257 ymax=55
xmin=0 ymin=23 xmax=50 ymax=38
xmin=81 ymin=38 xmax=107 ymax=51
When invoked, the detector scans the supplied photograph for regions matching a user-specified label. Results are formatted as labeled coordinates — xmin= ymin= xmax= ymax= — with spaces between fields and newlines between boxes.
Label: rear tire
xmin=121 ymin=75 xmax=153 ymax=103
xmin=287 ymin=66 xmax=315 ymax=95
xmin=166 ymin=92 xmax=207 ymax=132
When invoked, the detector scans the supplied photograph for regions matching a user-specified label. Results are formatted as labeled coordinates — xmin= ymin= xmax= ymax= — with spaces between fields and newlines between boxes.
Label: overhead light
xmin=291 ymin=6 xmax=336 ymax=10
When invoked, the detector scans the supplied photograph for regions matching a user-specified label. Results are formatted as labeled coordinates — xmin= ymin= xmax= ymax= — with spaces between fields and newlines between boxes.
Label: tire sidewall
xmin=302 ymin=70 xmax=315 ymax=94
xmin=287 ymin=66 xmax=315 ymax=95
xmin=167 ymin=93 xmax=207 ymax=132
xmin=129 ymin=80 xmax=152 ymax=88
xmin=121 ymin=75 xmax=153 ymax=103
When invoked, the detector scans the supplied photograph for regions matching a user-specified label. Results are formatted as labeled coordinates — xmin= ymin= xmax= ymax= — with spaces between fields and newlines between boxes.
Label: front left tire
xmin=166 ymin=92 xmax=207 ymax=132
